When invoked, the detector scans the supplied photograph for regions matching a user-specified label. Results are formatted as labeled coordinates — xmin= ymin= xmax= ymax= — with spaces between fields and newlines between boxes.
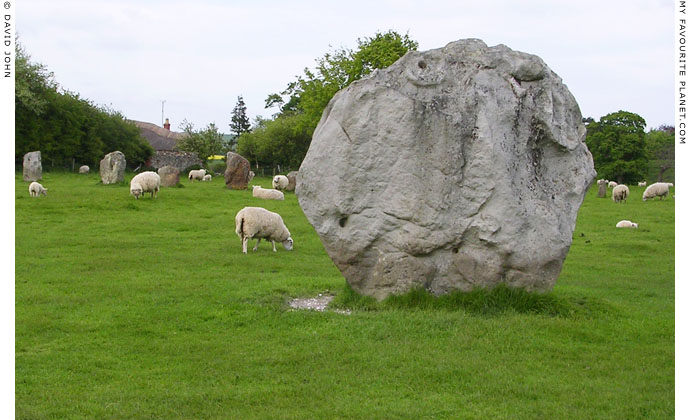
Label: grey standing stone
xmin=597 ymin=180 xmax=607 ymax=198
xmin=297 ymin=39 xmax=596 ymax=300
xmin=23 ymin=151 xmax=42 ymax=182
xmin=100 ymin=151 xmax=126 ymax=184
xmin=157 ymin=165 xmax=180 ymax=187
xmin=224 ymin=152 xmax=251 ymax=190
xmin=286 ymin=171 xmax=298 ymax=192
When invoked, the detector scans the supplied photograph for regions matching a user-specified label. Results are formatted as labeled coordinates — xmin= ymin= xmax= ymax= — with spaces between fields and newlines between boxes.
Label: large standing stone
xmin=224 ymin=152 xmax=251 ymax=189
xmin=100 ymin=151 xmax=126 ymax=184
xmin=297 ymin=39 xmax=596 ymax=300
xmin=157 ymin=165 xmax=180 ymax=187
xmin=23 ymin=151 xmax=42 ymax=182
xmin=286 ymin=171 xmax=299 ymax=192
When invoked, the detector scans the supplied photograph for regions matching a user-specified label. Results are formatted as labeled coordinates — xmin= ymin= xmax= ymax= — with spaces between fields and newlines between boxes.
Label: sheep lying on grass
xmin=203 ymin=174 xmax=212 ymax=182
xmin=643 ymin=182 xmax=670 ymax=201
xmin=273 ymin=175 xmax=289 ymax=190
xmin=616 ymin=220 xmax=638 ymax=228
xmin=188 ymin=169 xmax=206 ymax=181
xmin=130 ymin=171 xmax=160 ymax=199
xmin=612 ymin=184 xmax=629 ymax=203
xmin=28 ymin=181 xmax=47 ymax=197
xmin=252 ymin=185 xmax=284 ymax=200
xmin=235 ymin=206 xmax=293 ymax=254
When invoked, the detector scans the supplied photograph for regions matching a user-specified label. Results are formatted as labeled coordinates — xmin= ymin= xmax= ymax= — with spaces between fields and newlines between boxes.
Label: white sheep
xmin=130 ymin=171 xmax=161 ymax=199
xmin=272 ymin=175 xmax=289 ymax=190
xmin=78 ymin=165 xmax=90 ymax=174
xmin=638 ymin=181 xmax=646 ymax=187
xmin=28 ymin=181 xmax=47 ymax=197
xmin=252 ymin=185 xmax=284 ymax=200
xmin=203 ymin=174 xmax=212 ymax=182
xmin=643 ymin=182 xmax=670 ymax=201
xmin=188 ymin=169 xmax=206 ymax=181
xmin=612 ymin=184 xmax=629 ymax=203
xmin=597 ymin=179 xmax=607 ymax=186
xmin=608 ymin=181 xmax=618 ymax=188
xmin=235 ymin=206 xmax=293 ymax=254
xmin=665 ymin=182 xmax=674 ymax=188
xmin=248 ymin=171 xmax=255 ymax=183
xmin=615 ymin=220 xmax=638 ymax=228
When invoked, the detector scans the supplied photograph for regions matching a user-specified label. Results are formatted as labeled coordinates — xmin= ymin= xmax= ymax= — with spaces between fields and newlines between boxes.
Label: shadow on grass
xmin=329 ymin=284 xmax=617 ymax=319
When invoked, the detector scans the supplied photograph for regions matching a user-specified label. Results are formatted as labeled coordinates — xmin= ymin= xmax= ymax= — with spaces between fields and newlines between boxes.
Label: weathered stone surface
xmin=597 ymin=180 xmax=607 ymax=198
xmin=78 ymin=165 xmax=90 ymax=174
xmin=23 ymin=151 xmax=42 ymax=182
xmin=297 ymin=39 xmax=596 ymax=300
xmin=286 ymin=171 xmax=299 ymax=192
xmin=157 ymin=165 xmax=180 ymax=187
xmin=224 ymin=152 xmax=251 ymax=189
xmin=100 ymin=151 xmax=126 ymax=184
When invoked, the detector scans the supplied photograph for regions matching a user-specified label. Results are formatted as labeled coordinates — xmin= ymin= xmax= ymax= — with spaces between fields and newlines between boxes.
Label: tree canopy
xmin=175 ymin=120 xmax=226 ymax=165
xmin=645 ymin=125 xmax=674 ymax=182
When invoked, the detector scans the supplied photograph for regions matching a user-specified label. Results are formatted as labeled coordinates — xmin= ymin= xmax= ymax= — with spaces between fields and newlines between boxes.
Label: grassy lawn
xmin=15 ymin=173 xmax=674 ymax=419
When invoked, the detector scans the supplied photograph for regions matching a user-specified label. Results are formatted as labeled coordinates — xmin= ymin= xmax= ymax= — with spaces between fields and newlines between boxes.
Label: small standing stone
xmin=224 ymin=152 xmax=251 ymax=190
xmin=158 ymin=165 xmax=180 ymax=187
xmin=597 ymin=180 xmax=607 ymax=198
xmin=100 ymin=151 xmax=126 ymax=184
xmin=23 ymin=151 xmax=42 ymax=182
xmin=286 ymin=171 xmax=298 ymax=192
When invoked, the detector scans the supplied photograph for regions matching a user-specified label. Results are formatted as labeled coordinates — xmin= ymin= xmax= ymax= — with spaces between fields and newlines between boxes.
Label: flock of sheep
xmin=597 ymin=179 xmax=674 ymax=229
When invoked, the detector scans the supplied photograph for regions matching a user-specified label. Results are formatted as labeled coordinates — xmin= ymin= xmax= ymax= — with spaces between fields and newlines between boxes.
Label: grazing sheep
xmin=643 ymin=182 xmax=670 ymax=201
xmin=272 ymin=175 xmax=289 ymax=190
xmin=638 ymin=181 xmax=646 ymax=187
xmin=665 ymin=182 xmax=674 ymax=188
xmin=597 ymin=179 xmax=607 ymax=185
xmin=188 ymin=169 xmax=206 ymax=181
xmin=235 ymin=206 xmax=293 ymax=254
xmin=248 ymin=171 xmax=255 ymax=183
xmin=616 ymin=220 xmax=638 ymax=228
xmin=203 ymin=174 xmax=212 ymax=182
xmin=78 ymin=165 xmax=89 ymax=174
xmin=252 ymin=185 xmax=284 ymax=200
xmin=130 ymin=171 xmax=161 ymax=199
xmin=608 ymin=181 xmax=618 ymax=188
xmin=612 ymin=184 xmax=629 ymax=203
xmin=28 ymin=181 xmax=47 ymax=197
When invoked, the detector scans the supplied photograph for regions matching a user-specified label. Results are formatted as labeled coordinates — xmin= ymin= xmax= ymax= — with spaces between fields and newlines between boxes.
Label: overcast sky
xmin=17 ymin=0 xmax=672 ymax=132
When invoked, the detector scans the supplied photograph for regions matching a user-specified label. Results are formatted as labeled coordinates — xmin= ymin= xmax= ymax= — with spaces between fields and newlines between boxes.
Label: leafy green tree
xmin=646 ymin=125 xmax=674 ymax=182
xmin=176 ymin=120 xmax=225 ymax=165
xmin=229 ymin=96 xmax=251 ymax=137
xmin=585 ymin=111 xmax=648 ymax=183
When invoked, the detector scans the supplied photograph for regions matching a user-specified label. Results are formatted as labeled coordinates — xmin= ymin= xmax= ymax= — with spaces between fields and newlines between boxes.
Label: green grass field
xmin=15 ymin=173 xmax=674 ymax=419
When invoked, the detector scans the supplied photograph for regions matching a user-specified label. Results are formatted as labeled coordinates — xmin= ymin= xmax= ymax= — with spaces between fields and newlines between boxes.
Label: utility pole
xmin=161 ymin=100 xmax=166 ymax=126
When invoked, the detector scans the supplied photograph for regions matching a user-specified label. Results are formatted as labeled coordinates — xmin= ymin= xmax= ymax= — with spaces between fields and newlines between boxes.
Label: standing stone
xmin=158 ymin=165 xmax=180 ymax=187
xmin=23 ymin=151 xmax=42 ymax=182
xmin=100 ymin=151 xmax=126 ymax=184
xmin=597 ymin=180 xmax=607 ymax=198
xmin=224 ymin=152 xmax=251 ymax=189
xmin=78 ymin=165 xmax=90 ymax=174
xmin=297 ymin=39 xmax=596 ymax=300
xmin=286 ymin=171 xmax=298 ymax=192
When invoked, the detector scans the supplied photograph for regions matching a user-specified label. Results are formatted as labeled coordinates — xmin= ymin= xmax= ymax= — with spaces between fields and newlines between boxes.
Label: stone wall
xmin=149 ymin=151 xmax=201 ymax=171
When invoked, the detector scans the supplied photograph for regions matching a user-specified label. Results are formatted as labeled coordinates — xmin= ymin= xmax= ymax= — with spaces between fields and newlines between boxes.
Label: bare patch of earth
xmin=288 ymin=294 xmax=351 ymax=315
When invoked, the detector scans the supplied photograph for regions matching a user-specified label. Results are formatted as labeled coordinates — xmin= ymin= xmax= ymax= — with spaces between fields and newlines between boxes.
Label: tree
xmin=585 ymin=111 xmax=648 ymax=183
xmin=229 ymin=96 xmax=251 ymax=137
xmin=176 ymin=120 xmax=225 ymax=165
xmin=646 ymin=125 xmax=674 ymax=182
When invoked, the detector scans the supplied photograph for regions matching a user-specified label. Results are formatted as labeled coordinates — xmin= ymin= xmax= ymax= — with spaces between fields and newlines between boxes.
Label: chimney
xmin=163 ymin=118 xmax=170 ymax=131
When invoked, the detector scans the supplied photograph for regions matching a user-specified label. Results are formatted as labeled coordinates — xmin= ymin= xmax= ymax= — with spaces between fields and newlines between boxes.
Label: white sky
xmin=16 ymin=0 xmax=673 ymax=132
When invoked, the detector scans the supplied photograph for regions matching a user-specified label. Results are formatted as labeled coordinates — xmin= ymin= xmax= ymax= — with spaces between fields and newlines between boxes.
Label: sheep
xmin=638 ymin=181 xmax=646 ymax=187
xmin=612 ymin=184 xmax=629 ymax=203
xmin=28 ymin=181 xmax=47 ymax=197
xmin=665 ymin=182 xmax=674 ymax=188
xmin=188 ymin=169 xmax=206 ymax=181
xmin=643 ymin=182 xmax=670 ymax=201
xmin=597 ymin=179 xmax=607 ymax=186
xmin=616 ymin=220 xmax=639 ymax=228
xmin=78 ymin=165 xmax=89 ymax=174
xmin=235 ymin=206 xmax=293 ymax=254
xmin=608 ymin=181 xmax=618 ymax=188
xmin=202 ymin=174 xmax=212 ymax=182
xmin=248 ymin=171 xmax=255 ymax=183
xmin=252 ymin=185 xmax=284 ymax=201
xmin=272 ymin=175 xmax=289 ymax=190
xmin=130 ymin=171 xmax=160 ymax=199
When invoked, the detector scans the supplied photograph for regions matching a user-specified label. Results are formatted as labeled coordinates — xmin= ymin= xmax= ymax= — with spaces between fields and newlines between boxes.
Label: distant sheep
xmin=638 ymin=181 xmax=646 ymax=187
xmin=643 ymin=182 xmax=670 ymax=201
xmin=616 ymin=220 xmax=638 ymax=228
xmin=28 ymin=181 xmax=47 ymax=197
xmin=235 ymin=206 xmax=293 ymax=254
xmin=597 ymin=179 xmax=607 ymax=186
xmin=272 ymin=175 xmax=289 ymax=190
xmin=130 ymin=171 xmax=160 ymax=199
xmin=612 ymin=184 xmax=629 ymax=203
xmin=203 ymin=174 xmax=212 ymax=182
xmin=78 ymin=165 xmax=89 ymax=174
xmin=188 ymin=169 xmax=206 ymax=181
xmin=608 ymin=181 xmax=618 ymax=188
xmin=252 ymin=185 xmax=284 ymax=201
xmin=248 ymin=171 xmax=255 ymax=183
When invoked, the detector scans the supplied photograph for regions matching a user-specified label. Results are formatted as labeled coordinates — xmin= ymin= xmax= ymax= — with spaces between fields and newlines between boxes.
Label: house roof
xmin=131 ymin=120 xmax=187 ymax=151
